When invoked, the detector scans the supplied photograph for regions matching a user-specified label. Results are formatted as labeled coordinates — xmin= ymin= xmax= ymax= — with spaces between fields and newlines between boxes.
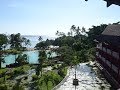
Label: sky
xmin=0 ymin=0 xmax=120 ymax=37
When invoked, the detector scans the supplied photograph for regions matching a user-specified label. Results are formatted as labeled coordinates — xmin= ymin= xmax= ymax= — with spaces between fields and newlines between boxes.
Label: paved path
xmin=57 ymin=63 xmax=111 ymax=90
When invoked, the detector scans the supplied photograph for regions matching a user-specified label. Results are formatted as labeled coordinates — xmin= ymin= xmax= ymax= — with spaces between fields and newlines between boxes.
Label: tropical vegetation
xmin=0 ymin=22 xmax=119 ymax=90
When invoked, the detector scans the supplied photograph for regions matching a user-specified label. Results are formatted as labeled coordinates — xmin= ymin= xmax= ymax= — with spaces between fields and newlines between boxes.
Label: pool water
xmin=2 ymin=51 xmax=39 ymax=67
xmin=2 ymin=50 xmax=57 ymax=67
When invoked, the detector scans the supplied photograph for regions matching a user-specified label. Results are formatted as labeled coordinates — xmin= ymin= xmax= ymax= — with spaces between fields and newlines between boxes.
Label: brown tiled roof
xmin=102 ymin=24 xmax=120 ymax=36
xmin=96 ymin=24 xmax=120 ymax=47
xmin=96 ymin=35 xmax=120 ymax=46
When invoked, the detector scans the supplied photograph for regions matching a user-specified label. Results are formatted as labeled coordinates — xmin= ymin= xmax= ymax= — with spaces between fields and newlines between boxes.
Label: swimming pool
xmin=2 ymin=50 xmax=57 ymax=67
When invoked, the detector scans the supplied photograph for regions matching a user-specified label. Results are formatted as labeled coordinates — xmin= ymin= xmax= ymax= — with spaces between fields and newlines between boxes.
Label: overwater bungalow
xmin=95 ymin=24 xmax=120 ymax=88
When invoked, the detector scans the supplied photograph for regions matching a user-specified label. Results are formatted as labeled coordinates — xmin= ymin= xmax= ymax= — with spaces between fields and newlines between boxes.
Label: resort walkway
xmin=56 ymin=63 xmax=111 ymax=90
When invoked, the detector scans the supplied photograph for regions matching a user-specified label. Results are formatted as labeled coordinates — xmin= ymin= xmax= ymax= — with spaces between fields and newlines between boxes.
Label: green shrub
xmin=0 ymin=77 xmax=4 ymax=84
xmin=58 ymin=67 xmax=67 ymax=78
xmin=57 ymin=64 xmax=60 ymax=68
xmin=0 ymin=84 xmax=8 ymax=90
xmin=22 ymin=65 xmax=30 ymax=71
xmin=32 ymin=75 xmax=38 ymax=81
xmin=14 ymin=68 xmax=25 ymax=75
xmin=12 ymin=84 xmax=25 ymax=90
xmin=14 ymin=69 xmax=20 ymax=75
xmin=58 ymin=69 xmax=65 ymax=77
xmin=37 ymin=71 xmax=63 ymax=90
xmin=53 ymin=74 xmax=62 ymax=85
xmin=52 ymin=66 xmax=57 ymax=70
xmin=0 ymin=68 xmax=7 ymax=77
xmin=42 ymin=64 xmax=48 ymax=67
xmin=6 ymin=75 xmax=11 ymax=80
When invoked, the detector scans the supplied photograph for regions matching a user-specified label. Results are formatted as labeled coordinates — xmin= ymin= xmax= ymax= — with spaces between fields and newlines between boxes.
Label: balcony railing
xmin=96 ymin=48 xmax=120 ymax=68
xmin=96 ymin=56 xmax=120 ymax=84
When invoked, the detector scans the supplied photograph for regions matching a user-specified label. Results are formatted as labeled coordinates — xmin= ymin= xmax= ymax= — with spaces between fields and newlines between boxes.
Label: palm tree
xmin=9 ymin=33 xmax=30 ymax=51
xmin=0 ymin=34 xmax=8 ymax=68
xmin=36 ymin=50 xmax=47 ymax=76
xmin=67 ymin=32 xmax=71 ymax=36
xmin=13 ymin=51 xmax=19 ymax=63
xmin=38 ymin=36 xmax=42 ymax=42
xmin=22 ymin=37 xmax=31 ymax=49
xmin=0 ymin=34 xmax=8 ymax=50
xmin=9 ymin=33 xmax=22 ymax=50
xmin=71 ymin=54 xmax=79 ymax=79
xmin=75 ymin=26 xmax=81 ymax=36
xmin=72 ymin=55 xmax=79 ymax=86
xmin=47 ymin=50 xmax=53 ymax=67
xmin=36 ymin=64 xmax=41 ymax=76
xmin=48 ymin=51 xmax=52 ymax=59
xmin=0 ymin=53 xmax=5 ymax=69
xmin=10 ymin=50 xmax=21 ymax=64
xmin=55 ymin=30 xmax=65 ymax=37
xmin=81 ymin=27 xmax=86 ymax=34
xmin=38 ymin=57 xmax=44 ymax=76
xmin=70 ymin=25 xmax=76 ymax=36
xmin=16 ymin=54 xmax=28 ymax=65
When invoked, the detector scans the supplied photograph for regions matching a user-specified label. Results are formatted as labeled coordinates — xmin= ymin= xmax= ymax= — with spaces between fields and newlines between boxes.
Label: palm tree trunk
xmin=0 ymin=60 xmax=1 ymax=69
xmin=4 ymin=74 xmax=6 ymax=82
xmin=75 ymin=85 xmax=76 ymax=90
xmin=15 ymin=55 xmax=17 ymax=63
xmin=47 ymin=84 xmax=48 ymax=90
xmin=41 ymin=69 xmax=42 ymax=76
xmin=75 ymin=65 xmax=77 ymax=79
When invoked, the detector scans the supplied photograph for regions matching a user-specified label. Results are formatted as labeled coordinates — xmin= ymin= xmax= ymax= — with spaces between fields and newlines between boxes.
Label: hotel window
xmin=112 ymin=64 xmax=118 ymax=73
xmin=103 ymin=47 xmax=106 ymax=52
xmin=99 ymin=55 xmax=102 ymax=59
xmin=97 ymin=43 xmax=102 ymax=49
xmin=112 ymin=51 xmax=119 ymax=59
xmin=107 ymin=49 xmax=111 ymax=55
xmin=106 ymin=60 xmax=111 ymax=67
xmin=96 ymin=52 xmax=99 ymax=56
xmin=103 ymin=57 xmax=105 ymax=62
xmin=101 ymin=57 xmax=105 ymax=62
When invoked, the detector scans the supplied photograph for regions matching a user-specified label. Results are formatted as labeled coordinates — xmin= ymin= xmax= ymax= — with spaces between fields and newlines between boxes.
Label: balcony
xmin=96 ymin=48 xmax=120 ymax=68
